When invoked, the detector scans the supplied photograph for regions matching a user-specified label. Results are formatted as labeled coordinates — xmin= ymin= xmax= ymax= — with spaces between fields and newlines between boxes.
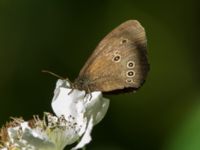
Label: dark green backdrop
xmin=0 ymin=0 xmax=199 ymax=150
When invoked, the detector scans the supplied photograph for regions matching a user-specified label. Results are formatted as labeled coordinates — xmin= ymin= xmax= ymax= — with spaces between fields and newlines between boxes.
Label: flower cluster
xmin=0 ymin=80 xmax=110 ymax=150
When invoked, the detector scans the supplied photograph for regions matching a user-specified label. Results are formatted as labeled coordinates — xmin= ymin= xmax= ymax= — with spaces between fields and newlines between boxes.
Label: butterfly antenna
xmin=42 ymin=70 xmax=65 ymax=80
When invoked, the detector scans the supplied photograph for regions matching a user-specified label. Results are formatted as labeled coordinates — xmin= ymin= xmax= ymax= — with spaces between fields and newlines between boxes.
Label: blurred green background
xmin=0 ymin=0 xmax=199 ymax=149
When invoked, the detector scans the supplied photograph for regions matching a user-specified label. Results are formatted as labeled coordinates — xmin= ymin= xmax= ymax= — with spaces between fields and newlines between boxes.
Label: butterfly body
xmin=73 ymin=20 xmax=149 ymax=93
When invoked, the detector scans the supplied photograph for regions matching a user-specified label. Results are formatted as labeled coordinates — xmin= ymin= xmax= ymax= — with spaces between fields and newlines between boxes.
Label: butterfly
xmin=44 ymin=20 xmax=149 ymax=94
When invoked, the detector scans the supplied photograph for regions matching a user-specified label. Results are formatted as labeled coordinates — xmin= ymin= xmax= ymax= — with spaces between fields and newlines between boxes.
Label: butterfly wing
xmin=76 ymin=20 xmax=149 ymax=92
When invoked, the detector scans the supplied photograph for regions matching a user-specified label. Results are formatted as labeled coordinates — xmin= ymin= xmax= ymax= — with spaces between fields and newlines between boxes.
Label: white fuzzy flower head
xmin=0 ymin=79 xmax=110 ymax=150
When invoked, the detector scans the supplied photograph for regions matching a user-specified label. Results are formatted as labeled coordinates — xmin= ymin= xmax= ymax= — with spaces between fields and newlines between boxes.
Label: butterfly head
xmin=74 ymin=76 xmax=91 ymax=93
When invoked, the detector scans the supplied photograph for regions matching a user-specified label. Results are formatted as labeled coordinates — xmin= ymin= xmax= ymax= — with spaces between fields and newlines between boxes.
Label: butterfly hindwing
xmin=75 ymin=20 xmax=149 ymax=92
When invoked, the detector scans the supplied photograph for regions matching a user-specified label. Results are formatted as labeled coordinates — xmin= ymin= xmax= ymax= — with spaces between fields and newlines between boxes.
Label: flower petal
xmin=72 ymin=117 xmax=94 ymax=150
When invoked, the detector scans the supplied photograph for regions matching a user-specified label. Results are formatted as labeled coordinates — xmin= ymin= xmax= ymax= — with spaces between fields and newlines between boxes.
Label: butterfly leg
xmin=86 ymin=86 xmax=92 ymax=101
xmin=68 ymin=89 xmax=74 ymax=95
xmin=68 ymin=85 xmax=75 ymax=95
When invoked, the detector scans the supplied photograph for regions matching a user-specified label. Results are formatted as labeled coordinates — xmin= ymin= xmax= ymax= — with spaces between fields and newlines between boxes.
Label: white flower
xmin=51 ymin=79 xmax=110 ymax=149
xmin=0 ymin=80 xmax=110 ymax=150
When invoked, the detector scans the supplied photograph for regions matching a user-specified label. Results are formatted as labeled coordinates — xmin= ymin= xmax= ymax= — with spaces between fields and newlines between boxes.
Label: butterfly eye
xmin=126 ymin=70 xmax=135 ymax=77
xmin=112 ymin=55 xmax=121 ymax=62
xmin=127 ymin=61 xmax=135 ymax=68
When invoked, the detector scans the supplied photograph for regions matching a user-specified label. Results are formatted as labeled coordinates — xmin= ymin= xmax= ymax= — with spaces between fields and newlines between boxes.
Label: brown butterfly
xmin=44 ymin=20 xmax=149 ymax=94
